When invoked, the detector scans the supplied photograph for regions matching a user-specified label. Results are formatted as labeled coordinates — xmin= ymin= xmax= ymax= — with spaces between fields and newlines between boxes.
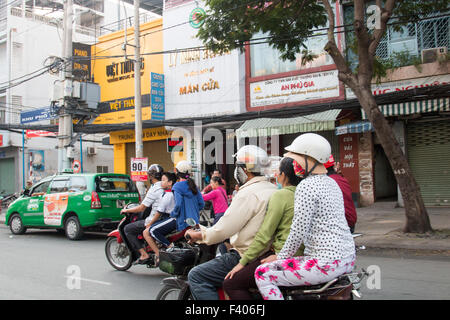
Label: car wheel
xmin=65 ymin=216 xmax=84 ymax=240
xmin=9 ymin=213 xmax=27 ymax=235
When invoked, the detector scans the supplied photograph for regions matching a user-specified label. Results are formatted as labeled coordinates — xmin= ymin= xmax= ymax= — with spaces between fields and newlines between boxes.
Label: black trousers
xmin=124 ymin=220 xmax=146 ymax=250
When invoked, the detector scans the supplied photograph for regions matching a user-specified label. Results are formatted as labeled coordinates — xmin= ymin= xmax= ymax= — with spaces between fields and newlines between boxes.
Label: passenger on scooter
xmin=223 ymin=157 xmax=304 ymax=300
xmin=254 ymin=133 xmax=356 ymax=300
xmin=184 ymin=145 xmax=277 ymax=300
xmin=324 ymin=155 xmax=357 ymax=233
xmin=121 ymin=164 xmax=165 ymax=264
xmin=170 ymin=160 xmax=204 ymax=232
xmin=142 ymin=172 xmax=177 ymax=266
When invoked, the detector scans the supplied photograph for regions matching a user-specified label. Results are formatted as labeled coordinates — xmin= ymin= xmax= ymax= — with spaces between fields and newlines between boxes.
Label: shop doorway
xmin=374 ymin=144 xmax=398 ymax=200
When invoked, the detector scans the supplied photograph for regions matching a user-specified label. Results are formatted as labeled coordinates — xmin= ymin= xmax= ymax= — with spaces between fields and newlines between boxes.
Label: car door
xmin=44 ymin=177 xmax=70 ymax=227
xmin=23 ymin=180 xmax=51 ymax=226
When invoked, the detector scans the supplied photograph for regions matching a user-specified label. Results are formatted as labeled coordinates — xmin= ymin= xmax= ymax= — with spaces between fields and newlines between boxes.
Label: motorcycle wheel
xmin=156 ymin=284 xmax=192 ymax=300
xmin=105 ymin=236 xmax=133 ymax=271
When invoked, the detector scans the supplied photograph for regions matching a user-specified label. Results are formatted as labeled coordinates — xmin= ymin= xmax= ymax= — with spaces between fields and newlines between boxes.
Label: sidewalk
xmin=354 ymin=201 xmax=450 ymax=254
xmin=1 ymin=201 xmax=450 ymax=253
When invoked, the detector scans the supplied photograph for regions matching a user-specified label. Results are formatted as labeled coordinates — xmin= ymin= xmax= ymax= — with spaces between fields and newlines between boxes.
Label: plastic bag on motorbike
xmin=159 ymin=247 xmax=196 ymax=276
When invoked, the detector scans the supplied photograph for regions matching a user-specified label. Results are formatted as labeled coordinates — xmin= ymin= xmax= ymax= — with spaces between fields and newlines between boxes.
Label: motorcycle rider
xmin=121 ymin=164 xmax=165 ymax=264
xmin=223 ymin=157 xmax=304 ymax=300
xmin=325 ymin=155 xmax=357 ymax=233
xmin=184 ymin=145 xmax=277 ymax=300
xmin=254 ymin=133 xmax=356 ymax=300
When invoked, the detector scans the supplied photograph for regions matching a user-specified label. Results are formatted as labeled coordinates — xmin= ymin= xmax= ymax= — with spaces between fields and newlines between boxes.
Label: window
xmin=31 ymin=181 xmax=51 ymax=195
xmin=49 ymin=179 xmax=69 ymax=193
xmin=69 ymin=176 xmax=87 ymax=192
xmin=97 ymin=166 xmax=108 ymax=173
xmin=95 ymin=176 xmax=136 ymax=192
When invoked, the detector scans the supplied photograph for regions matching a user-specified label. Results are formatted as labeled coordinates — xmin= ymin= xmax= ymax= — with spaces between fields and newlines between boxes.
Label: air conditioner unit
xmin=421 ymin=47 xmax=448 ymax=64
xmin=87 ymin=147 xmax=96 ymax=155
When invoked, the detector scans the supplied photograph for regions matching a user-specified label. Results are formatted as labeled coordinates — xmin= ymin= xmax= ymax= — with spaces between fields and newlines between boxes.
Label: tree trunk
xmin=356 ymin=86 xmax=433 ymax=233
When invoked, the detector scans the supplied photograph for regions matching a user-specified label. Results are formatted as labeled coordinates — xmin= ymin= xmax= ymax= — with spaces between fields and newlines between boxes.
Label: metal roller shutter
xmin=407 ymin=120 xmax=450 ymax=206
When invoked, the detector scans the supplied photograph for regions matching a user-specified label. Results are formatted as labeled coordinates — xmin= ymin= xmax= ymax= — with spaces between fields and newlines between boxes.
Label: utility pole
xmin=58 ymin=0 xmax=74 ymax=172
xmin=134 ymin=0 xmax=145 ymax=197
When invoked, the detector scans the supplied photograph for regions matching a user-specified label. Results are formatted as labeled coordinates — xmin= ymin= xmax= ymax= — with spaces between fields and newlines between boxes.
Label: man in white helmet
xmin=121 ymin=164 xmax=165 ymax=264
xmin=185 ymin=145 xmax=277 ymax=300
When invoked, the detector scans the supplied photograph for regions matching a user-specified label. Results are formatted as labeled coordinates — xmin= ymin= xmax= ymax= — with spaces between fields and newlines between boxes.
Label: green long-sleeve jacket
xmin=239 ymin=185 xmax=304 ymax=266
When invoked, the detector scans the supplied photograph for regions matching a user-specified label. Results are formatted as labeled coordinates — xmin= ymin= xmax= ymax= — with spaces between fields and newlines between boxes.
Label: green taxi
xmin=5 ymin=173 xmax=139 ymax=240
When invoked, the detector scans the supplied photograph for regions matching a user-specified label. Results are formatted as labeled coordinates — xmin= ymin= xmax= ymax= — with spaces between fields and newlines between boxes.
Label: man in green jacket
xmin=222 ymin=157 xmax=304 ymax=300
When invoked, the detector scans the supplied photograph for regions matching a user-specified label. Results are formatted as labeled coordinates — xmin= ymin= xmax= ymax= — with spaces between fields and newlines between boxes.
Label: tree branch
xmin=368 ymin=0 xmax=396 ymax=57
xmin=320 ymin=0 xmax=356 ymax=87
xmin=354 ymin=0 xmax=372 ymax=86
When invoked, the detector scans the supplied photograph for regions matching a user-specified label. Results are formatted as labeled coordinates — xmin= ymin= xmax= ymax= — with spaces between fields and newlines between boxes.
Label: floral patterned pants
xmin=254 ymin=254 xmax=356 ymax=300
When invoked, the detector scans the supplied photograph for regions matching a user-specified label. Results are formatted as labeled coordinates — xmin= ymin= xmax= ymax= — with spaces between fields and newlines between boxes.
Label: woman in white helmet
xmin=254 ymin=133 xmax=356 ymax=300
xmin=185 ymin=145 xmax=277 ymax=300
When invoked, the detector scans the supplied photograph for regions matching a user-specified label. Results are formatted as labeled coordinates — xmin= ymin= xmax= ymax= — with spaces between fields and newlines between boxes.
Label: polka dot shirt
xmin=278 ymin=174 xmax=355 ymax=263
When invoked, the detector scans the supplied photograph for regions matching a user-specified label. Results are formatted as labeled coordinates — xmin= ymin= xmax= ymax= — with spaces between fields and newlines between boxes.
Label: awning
xmin=362 ymin=97 xmax=450 ymax=119
xmin=335 ymin=121 xmax=374 ymax=136
xmin=236 ymin=109 xmax=340 ymax=138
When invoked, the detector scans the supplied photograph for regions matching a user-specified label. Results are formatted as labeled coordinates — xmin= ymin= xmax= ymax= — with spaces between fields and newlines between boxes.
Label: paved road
xmin=1 ymin=224 xmax=449 ymax=300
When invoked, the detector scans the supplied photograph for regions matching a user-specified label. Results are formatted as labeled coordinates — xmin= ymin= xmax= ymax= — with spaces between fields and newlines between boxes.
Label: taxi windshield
xmin=95 ymin=176 xmax=137 ymax=192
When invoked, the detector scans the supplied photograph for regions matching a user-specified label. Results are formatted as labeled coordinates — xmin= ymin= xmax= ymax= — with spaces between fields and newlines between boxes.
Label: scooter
xmin=105 ymin=203 xmax=190 ymax=271
xmin=156 ymin=219 xmax=369 ymax=300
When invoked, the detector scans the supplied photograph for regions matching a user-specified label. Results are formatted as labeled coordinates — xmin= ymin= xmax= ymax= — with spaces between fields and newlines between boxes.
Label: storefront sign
xmin=20 ymin=107 xmax=56 ymax=124
xmin=130 ymin=157 xmax=148 ymax=181
xmin=167 ymin=137 xmax=183 ymax=152
xmin=109 ymin=127 xmax=172 ymax=144
xmin=249 ymin=70 xmax=340 ymax=108
xmin=26 ymin=130 xmax=57 ymax=138
xmin=0 ymin=131 xmax=8 ymax=147
xmin=151 ymin=72 xmax=165 ymax=120
xmin=163 ymin=1 xmax=244 ymax=119
xmin=345 ymin=74 xmax=450 ymax=99
xmin=339 ymin=133 xmax=360 ymax=193
xmin=92 ymin=20 xmax=163 ymax=124
xmin=72 ymin=42 xmax=91 ymax=81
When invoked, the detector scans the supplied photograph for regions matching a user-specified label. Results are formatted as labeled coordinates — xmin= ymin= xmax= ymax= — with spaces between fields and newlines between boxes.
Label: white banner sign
xmin=163 ymin=1 xmax=245 ymax=120
xmin=345 ymin=74 xmax=450 ymax=99
xmin=249 ymin=70 xmax=340 ymax=108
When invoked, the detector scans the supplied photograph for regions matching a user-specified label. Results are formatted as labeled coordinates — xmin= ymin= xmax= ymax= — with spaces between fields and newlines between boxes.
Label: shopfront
xmin=163 ymin=0 xmax=246 ymax=190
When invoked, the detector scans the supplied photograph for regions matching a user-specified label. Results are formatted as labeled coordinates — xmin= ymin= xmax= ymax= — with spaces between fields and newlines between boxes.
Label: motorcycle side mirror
xmin=185 ymin=218 xmax=197 ymax=227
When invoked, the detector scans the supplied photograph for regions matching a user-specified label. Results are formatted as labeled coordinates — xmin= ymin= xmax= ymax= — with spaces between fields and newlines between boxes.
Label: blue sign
xmin=151 ymin=72 xmax=165 ymax=121
xmin=20 ymin=107 xmax=56 ymax=124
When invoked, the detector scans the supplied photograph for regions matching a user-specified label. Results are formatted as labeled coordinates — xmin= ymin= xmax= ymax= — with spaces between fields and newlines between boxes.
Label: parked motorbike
xmin=0 ymin=192 xmax=19 ymax=208
xmin=105 ymin=203 xmax=190 ymax=271
xmin=156 ymin=219 xmax=369 ymax=300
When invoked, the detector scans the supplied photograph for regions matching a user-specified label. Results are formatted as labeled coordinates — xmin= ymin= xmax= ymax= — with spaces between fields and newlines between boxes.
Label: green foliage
xmin=197 ymin=0 xmax=449 ymax=68
xmin=197 ymin=0 xmax=328 ymax=62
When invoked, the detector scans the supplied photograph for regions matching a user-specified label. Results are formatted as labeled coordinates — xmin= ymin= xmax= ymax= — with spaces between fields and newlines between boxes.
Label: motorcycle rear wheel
xmin=156 ymin=284 xmax=192 ymax=300
xmin=105 ymin=236 xmax=133 ymax=271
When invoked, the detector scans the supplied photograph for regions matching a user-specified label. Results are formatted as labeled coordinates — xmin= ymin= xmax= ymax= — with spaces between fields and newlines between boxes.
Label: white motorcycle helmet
xmin=233 ymin=145 xmax=270 ymax=185
xmin=284 ymin=133 xmax=331 ymax=164
xmin=175 ymin=160 xmax=192 ymax=175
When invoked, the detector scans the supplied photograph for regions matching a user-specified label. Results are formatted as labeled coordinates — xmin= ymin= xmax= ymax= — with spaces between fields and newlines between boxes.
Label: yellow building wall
xmin=91 ymin=19 xmax=163 ymax=125
xmin=90 ymin=19 xmax=182 ymax=174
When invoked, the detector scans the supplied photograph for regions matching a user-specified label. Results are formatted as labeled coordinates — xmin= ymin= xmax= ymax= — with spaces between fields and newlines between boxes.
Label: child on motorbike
xmin=222 ymin=157 xmax=303 ymax=300
xmin=254 ymin=133 xmax=356 ymax=300
xmin=142 ymin=171 xmax=178 ymax=265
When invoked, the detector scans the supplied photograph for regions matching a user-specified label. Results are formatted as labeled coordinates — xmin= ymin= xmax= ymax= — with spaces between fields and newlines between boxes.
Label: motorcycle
xmin=0 ymin=192 xmax=19 ymax=208
xmin=156 ymin=219 xmax=369 ymax=300
xmin=105 ymin=203 xmax=190 ymax=271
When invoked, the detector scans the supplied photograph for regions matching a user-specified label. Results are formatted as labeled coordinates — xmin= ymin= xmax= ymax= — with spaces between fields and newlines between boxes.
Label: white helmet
xmin=175 ymin=160 xmax=192 ymax=175
xmin=233 ymin=145 xmax=270 ymax=174
xmin=284 ymin=133 xmax=331 ymax=163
